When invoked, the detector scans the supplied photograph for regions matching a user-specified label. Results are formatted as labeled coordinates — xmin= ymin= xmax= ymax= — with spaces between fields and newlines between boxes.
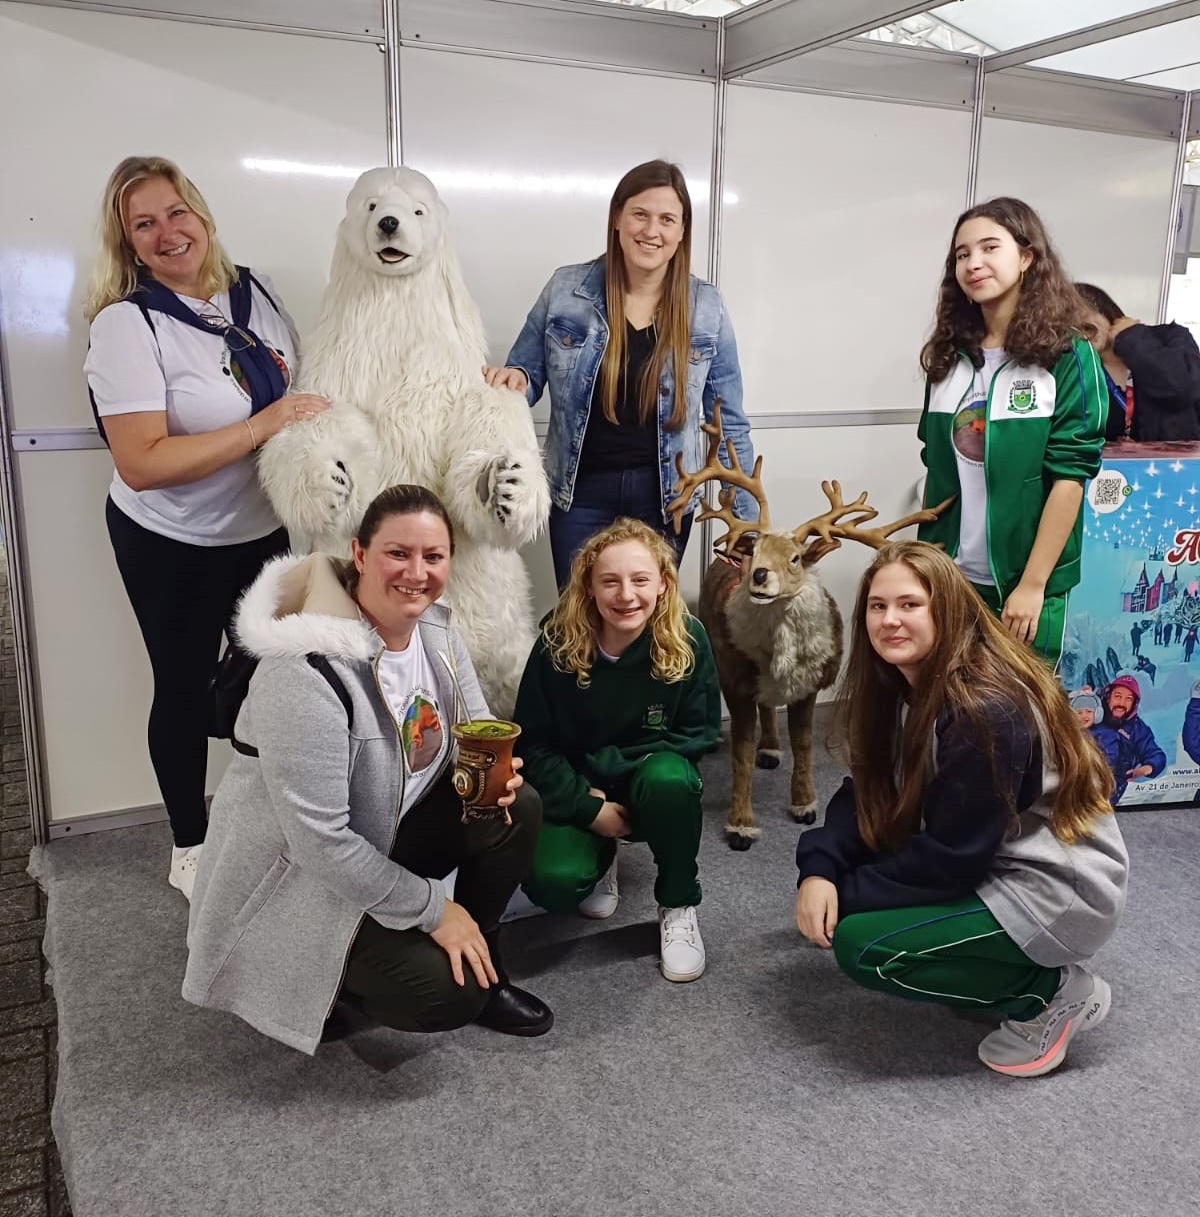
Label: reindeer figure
xmin=670 ymin=414 xmax=951 ymax=850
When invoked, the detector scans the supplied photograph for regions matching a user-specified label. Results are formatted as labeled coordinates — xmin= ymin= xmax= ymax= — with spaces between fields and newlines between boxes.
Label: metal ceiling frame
xmin=984 ymin=0 xmax=1200 ymax=74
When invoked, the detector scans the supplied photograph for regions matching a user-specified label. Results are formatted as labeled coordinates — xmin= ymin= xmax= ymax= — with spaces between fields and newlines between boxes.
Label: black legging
xmin=106 ymin=497 xmax=288 ymax=847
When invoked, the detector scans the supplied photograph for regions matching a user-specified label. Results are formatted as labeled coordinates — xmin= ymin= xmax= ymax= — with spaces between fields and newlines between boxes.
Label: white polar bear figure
xmin=257 ymin=166 xmax=550 ymax=715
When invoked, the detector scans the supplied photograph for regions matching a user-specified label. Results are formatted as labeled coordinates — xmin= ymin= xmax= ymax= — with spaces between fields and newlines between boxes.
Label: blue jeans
xmin=548 ymin=465 xmax=693 ymax=588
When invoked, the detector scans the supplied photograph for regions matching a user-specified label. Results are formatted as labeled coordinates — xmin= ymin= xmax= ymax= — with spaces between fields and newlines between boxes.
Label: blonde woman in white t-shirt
xmin=84 ymin=155 xmax=331 ymax=900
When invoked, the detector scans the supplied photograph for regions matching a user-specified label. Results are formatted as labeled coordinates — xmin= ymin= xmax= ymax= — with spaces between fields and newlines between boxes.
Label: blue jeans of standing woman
xmin=548 ymin=465 xmax=694 ymax=588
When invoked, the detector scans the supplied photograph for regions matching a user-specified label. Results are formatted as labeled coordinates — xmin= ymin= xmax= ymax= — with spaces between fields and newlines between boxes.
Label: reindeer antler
xmin=793 ymin=482 xmax=956 ymax=560
xmin=668 ymin=404 xmax=768 ymax=555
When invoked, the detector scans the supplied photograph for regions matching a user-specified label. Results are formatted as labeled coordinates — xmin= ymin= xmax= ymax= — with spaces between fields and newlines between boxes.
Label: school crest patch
xmin=644 ymin=703 xmax=666 ymax=729
xmin=1007 ymin=379 xmax=1036 ymax=414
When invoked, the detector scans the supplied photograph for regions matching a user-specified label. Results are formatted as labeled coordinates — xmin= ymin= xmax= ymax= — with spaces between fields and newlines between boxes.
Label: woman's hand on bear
xmin=482 ymin=365 xmax=529 ymax=394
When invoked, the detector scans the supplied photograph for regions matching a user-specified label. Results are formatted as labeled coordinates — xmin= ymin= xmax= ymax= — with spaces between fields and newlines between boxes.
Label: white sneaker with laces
xmin=168 ymin=844 xmax=202 ymax=902
xmin=578 ymin=853 xmax=619 ymax=919
xmin=658 ymin=905 xmax=705 ymax=982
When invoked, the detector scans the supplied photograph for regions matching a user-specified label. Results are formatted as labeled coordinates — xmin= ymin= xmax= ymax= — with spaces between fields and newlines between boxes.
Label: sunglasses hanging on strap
xmin=131 ymin=265 xmax=289 ymax=416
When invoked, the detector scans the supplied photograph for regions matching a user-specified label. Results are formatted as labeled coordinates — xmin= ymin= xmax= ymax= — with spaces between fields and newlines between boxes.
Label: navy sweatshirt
xmin=795 ymin=700 xmax=1042 ymax=914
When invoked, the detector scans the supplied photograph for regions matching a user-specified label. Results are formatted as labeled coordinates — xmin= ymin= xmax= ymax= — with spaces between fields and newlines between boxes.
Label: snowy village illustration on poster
xmin=1064 ymin=440 xmax=1200 ymax=808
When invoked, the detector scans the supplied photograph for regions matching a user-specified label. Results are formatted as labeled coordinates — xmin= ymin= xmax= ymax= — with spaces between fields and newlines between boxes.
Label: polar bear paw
xmin=316 ymin=459 xmax=354 ymax=517
xmin=476 ymin=457 xmax=528 ymax=526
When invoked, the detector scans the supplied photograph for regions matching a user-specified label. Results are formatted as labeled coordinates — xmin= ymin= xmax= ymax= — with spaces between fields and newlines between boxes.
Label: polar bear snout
xmin=377 ymin=214 xmax=399 ymax=235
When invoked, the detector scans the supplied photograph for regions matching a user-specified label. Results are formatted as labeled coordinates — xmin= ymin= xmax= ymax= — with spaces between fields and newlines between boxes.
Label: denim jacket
xmin=505 ymin=257 xmax=756 ymax=520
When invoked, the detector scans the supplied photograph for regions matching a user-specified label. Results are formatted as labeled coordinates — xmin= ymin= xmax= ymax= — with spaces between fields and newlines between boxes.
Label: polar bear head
xmin=338 ymin=166 xmax=448 ymax=277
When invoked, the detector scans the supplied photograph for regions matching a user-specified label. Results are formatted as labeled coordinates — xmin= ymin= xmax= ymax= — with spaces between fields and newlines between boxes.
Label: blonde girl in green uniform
xmin=513 ymin=518 xmax=720 ymax=983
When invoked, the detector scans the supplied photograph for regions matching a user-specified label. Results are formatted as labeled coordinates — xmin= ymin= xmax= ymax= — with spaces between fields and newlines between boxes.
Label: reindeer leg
xmin=787 ymin=694 xmax=818 ymax=825
xmin=726 ymin=696 xmax=761 ymax=851
xmin=756 ymin=703 xmax=782 ymax=769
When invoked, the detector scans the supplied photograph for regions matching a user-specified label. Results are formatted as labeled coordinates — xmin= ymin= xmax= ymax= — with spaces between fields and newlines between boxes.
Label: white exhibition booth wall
xmin=0 ymin=0 xmax=1188 ymax=835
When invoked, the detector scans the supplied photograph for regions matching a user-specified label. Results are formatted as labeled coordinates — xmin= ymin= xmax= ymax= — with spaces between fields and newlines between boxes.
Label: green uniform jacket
xmin=514 ymin=616 xmax=720 ymax=828
xmin=917 ymin=337 xmax=1107 ymax=599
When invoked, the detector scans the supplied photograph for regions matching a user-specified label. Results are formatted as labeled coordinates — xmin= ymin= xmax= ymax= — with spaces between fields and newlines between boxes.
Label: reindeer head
xmin=668 ymin=408 xmax=954 ymax=601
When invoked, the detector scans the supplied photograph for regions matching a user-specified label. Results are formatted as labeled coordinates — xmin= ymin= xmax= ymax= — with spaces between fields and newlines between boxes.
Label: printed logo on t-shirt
xmin=1007 ymin=378 xmax=1037 ymax=414
xmin=219 ymin=345 xmax=293 ymax=401
xmin=952 ymin=394 xmax=986 ymax=466
xmin=399 ymin=691 xmax=443 ymax=773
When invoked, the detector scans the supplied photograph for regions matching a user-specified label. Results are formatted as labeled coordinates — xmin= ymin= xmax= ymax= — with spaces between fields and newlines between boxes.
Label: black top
xmin=795 ymin=699 xmax=1041 ymax=913
xmin=1112 ymin=322 xmax=1200 ymax=442
xmin=577 ymin=321 xmax=659 ymax=474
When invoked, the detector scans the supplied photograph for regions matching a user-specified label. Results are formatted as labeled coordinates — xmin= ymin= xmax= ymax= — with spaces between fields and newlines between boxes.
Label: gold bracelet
xmin=243 ymin=418 xmax=258 ymax=450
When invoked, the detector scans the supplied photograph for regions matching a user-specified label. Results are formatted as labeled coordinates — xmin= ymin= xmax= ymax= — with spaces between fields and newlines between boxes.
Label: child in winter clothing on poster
xmin=513 ymin=518 xmax=720 ymax=982
xmin=796 ymin=542 xmax=1128 ymax=1078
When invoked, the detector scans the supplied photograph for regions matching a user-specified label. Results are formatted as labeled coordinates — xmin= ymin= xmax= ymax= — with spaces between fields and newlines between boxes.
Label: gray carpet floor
xmin=31 ymin=743 xmax=1200 ymax=1217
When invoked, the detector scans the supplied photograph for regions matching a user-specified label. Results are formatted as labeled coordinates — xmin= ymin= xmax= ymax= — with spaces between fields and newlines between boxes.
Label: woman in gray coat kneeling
xmin=183 ymin=484 xmax=552 ymax=1054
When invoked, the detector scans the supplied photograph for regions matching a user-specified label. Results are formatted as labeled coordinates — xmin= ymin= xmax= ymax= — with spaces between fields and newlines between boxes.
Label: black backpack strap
xmin=232 ymin=654 xmax=353 ymax=759
xmin=248 ymin=270 xmax=284 ymax=319
xmin=306 ymin=653 xmax=354 ymax=728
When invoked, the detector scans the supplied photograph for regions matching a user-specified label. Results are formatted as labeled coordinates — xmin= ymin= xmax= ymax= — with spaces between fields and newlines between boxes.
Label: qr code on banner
xmin=1088 ymin=470 xmax=1129 ymax=514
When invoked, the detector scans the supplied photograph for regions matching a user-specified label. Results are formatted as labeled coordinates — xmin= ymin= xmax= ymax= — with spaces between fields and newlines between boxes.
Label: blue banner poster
xmin=1065 ymin=440 xmax=1200 ymax=808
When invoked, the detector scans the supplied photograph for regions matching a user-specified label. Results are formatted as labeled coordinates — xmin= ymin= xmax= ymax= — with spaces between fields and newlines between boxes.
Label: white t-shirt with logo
xmin=376 ymin=631 xmax=449 ymax=819
xmin=952 ymin=347 xmax=1007 ymax=586
xmin=85 ymin=272 xmax=298 ymax=546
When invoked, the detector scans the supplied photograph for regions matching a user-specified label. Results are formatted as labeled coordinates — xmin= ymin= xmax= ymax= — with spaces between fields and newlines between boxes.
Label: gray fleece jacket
xmin=182 ymin=553 xmax=490 ymax=1054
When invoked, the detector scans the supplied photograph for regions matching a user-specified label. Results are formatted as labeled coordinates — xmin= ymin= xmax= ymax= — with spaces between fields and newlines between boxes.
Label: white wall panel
xmin=720 ymin=87 xmax=972 ymax=419
xmin=398 ymin=46 xmax=716 ymax=614
xmin=398 ymin=48 xmax=715 ymax=402
xmin=0 ymin=4 xmax=386 ymax=432
xmin=0 ymin=4 xmax=386 ymax=823
xmin=975 ymin=118 xmax=1177 ymax=322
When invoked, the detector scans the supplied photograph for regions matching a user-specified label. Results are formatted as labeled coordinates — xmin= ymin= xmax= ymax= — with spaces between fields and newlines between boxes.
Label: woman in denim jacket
xmin=484 ymin=160 xmax=756 ymax=586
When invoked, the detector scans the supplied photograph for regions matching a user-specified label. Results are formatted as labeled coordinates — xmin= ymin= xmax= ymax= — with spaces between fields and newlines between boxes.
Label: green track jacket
xmin=514 ymin=616 xmax=720 ymax=829
xmin=917 ymin=337 xmax=1107 ymax=599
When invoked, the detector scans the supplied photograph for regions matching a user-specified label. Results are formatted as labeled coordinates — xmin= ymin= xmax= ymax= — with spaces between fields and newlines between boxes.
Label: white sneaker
xmin=578 ymin=853 xmax=619 ymax=919
xmin=658 ymin=905 xmax=705 ymax=982
xmin=168 ymin=844 xmax=202 ymax=902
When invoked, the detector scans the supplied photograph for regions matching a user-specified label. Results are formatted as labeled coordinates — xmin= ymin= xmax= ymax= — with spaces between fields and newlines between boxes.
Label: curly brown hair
xmin=921 ymin=197 xmax=1085 ymax=383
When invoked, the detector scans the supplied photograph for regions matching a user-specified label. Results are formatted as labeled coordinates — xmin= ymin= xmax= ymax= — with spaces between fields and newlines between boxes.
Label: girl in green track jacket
xmin=916 ymin=197 xmax=1107 ymax=666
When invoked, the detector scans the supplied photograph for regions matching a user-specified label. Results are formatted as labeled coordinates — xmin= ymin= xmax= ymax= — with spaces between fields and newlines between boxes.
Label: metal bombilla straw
xmin=436 ymin=650 xmax=469 ymax=727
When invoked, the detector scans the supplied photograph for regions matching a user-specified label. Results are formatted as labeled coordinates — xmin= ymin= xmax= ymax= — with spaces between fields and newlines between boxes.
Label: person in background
xmin=1099 ymin=675 xmax=1165 ymax=803
xmin=184 ymin=484 xmax=552 ymax=1054
xmin=84 ymin=155 xmax=331 ymax=900
xmin=513 ymin=518 xmax=720 ymax=983
xmin=796 ymin=542 xmax=1128 ymax=1078
xmin=1077 ymin=281 xmax=1200 ymax=442
xmin=484 ymin=160 xmax=756 ymax=587
xmin=916 ymin=198 xmax=1107 ymax=668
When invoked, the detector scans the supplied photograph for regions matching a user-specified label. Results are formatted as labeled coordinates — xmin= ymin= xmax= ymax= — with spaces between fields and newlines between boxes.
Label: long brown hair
xmin=544 ymin=518 xmax=694 ymax=688
xmin=921 ymin=197 xmax=1084 ymax=383
xmin=833 ymin=541 xmax=1113 ymax=851
xmin=85 ymin=155 xmax=236 ymax=321
xmin=599 ymin=160 xmax=692 ymax=431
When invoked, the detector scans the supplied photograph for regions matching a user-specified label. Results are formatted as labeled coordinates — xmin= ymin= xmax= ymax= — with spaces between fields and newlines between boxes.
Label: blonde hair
xmin=545 ymin=518 xmax=694 ymax=687
xmin=84 ymin=156 xmax=236 ymax=320
xmin=598 ymin=160 xmax=693 ymax=431
xmin=834 ymin=541 xmax=1114 ymax=849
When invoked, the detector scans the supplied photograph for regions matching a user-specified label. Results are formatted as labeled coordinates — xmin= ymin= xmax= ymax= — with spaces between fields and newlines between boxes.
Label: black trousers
xmin=341 ymin=776 xmax=542 ymax=1034
xmin=106 ymin=498 xmax=288 ymax=847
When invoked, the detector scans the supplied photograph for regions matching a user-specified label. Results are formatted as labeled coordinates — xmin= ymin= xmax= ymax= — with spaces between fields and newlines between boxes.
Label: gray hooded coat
xmin=182 ymin=553 xmax=489 ymax=1054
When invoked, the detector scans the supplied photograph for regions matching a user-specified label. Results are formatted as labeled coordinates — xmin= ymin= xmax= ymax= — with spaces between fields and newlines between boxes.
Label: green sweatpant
xmin=971 ymin=582 xmax=1068 ymax=669
xmin=832 ymin=897 xmax=1061 ymax=1021
xmin=522 ymin=752 xmax=703 ymax=911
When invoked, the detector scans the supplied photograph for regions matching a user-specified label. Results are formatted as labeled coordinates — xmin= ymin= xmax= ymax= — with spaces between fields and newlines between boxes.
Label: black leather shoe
xmin=475 ymin=983 xmax=554 ymax=1037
